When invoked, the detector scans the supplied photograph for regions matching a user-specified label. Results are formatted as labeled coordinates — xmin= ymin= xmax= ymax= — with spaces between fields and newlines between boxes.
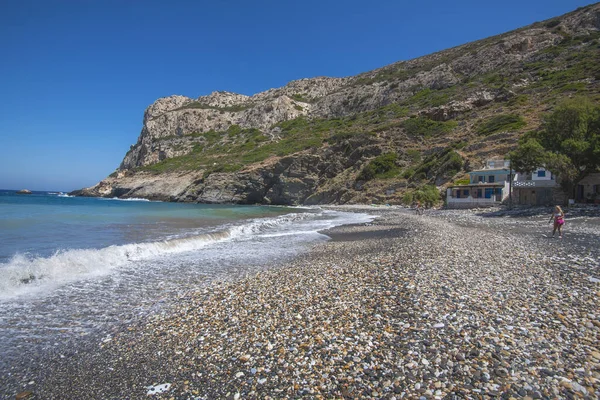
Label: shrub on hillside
xmin=402 ymin=116 xmax=457 ymax=138
xmin=411 ymin=149 xmax=463 ymax=181
xmin=405 ymin=149 xmax=421 ymax=163
xmin=476 ymin=114 xmax=525 ymax=136
xmin=402 ymin=185 xmax=441 ymax=207
xmin=357 ymin=153 xmax=399 ymax=181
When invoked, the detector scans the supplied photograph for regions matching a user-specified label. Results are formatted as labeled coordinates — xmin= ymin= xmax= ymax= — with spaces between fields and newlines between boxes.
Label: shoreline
xmin=4 ymin=207 xmax=600 ymax=399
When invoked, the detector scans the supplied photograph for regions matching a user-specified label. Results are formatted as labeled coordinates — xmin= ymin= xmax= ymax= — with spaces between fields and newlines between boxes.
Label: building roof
xmin=469 ymin=168 xmax=511 ymax=174
xmin=449 ymin=182 xmax=505 ymax=189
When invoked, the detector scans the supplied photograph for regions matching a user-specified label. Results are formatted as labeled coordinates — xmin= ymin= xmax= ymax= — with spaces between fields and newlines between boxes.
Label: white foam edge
xmin=0 ymin=210 xmax=373 ymax=299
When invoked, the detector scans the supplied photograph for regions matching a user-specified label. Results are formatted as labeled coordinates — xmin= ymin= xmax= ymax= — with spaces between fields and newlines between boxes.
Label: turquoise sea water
xmin=0 ymin=189 xmax=373 ymax=374
xmin=0 ymin=190 xmax=293 ymax=263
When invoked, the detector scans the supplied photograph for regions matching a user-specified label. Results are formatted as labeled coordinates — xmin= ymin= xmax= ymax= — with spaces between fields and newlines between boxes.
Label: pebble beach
xmin=5 ymin=206 xmax=600 ymax=399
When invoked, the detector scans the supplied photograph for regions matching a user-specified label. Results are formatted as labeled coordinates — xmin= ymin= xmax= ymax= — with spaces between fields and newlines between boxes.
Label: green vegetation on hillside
xmin=354 ymin=65 xmax=412 ymax=86
xmin=524 ymin=31 xmax=600 ymax=94
xmin=509 ymin=97 xmax=600 ymax=199
xmin=402 ymin=185 xmax=441 ymax=207
xmin=139 ymin=126 xmax=263 ymax=174
xmin=476 ymin=114 xmax=526 ymax=136
xmin=409 ymin=148 xmax=464 ymax=182
xmin=507 ymin=94 xmax=529 ymax=108
xmin=405 ymin=149 xmax=421 ymax=163
xmin=241 ymin=103 xmax=409 ymax=159
xmin=402 ymin=116 xmax=458 ymax=138
xmin=139 ymin=103 xmax=412 ymax=174
xmin=291 ymin=93 xmax=316 ymax=103
xmin=406 ymin=87 xmax=456 ymax=108
xmin=480 ymin=73 xmax=510 ymax=89
xmin=357 ymin=153 xmax=399 ymax=181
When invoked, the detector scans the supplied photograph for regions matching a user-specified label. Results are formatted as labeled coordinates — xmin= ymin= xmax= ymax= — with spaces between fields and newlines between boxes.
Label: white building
xmin=512 ymin=167 xmax=558 ymax=206
xmin=446 ymin=160 xmax=512 ymax=209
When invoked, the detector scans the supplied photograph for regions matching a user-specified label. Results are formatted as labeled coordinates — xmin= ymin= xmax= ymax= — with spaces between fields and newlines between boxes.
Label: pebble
xmin=11 ymin=206 xmax=600 ymax=399
xmin=145 ymin=383 xmax=171 ymax=395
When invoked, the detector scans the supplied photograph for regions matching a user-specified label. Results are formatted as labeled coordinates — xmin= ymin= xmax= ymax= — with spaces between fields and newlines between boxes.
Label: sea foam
xmin=0 ymin=210 xmax=374 ymax=299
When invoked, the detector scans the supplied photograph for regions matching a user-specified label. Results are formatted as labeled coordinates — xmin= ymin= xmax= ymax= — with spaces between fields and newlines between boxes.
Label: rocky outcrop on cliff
xmin=77 ymin=4 xmax=600 ymax=205
xmin=78 ymin=133 xmax=383 ymax=204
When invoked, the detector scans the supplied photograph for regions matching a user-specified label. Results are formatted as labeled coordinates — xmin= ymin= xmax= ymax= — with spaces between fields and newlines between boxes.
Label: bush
xmin=405 ymin=149 xmax=421 ymax=163
xmin=327 ymin=131 xmax=374 ymax=145
xmin=407 ymin=88 xmax=452 ymax=107
xmin=450 ymin=141 xmax=467 ymax=150
xmin=402 ymin=185 xmax=441 ymax=207
xmin=402 ymin=116 xmax=457 ymax=138
xmin=476 ymin=114 xmax=526 ymax=136
xmin=227 ymin=125 xmax=242 ymax=136
xmin=410 ymin=148 xmax=464 ymax=183
xmin=291 ymin=93 xmax=314 ymax=103
xmin=507 ymin=95 xmax=529 ymax=107
xmin=482 ymin=73 xmax=508 ymax=89
xmin=412 ymin=172 xmax=427 ymax=182
xmin=357 ymin=153 xmax=399 ymax=181
xmin=440 ymin=150 xmax=463 ymax=175
xmin=401 ymin=168 xmax=415 ymax=179
xmin=202 ymin=163 xmax=242 ymax=179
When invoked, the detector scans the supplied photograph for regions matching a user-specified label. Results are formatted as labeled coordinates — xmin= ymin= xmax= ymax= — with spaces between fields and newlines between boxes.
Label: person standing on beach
xmin=415 ymin=200 xmax=423 ymax=215
xmin=549 ymin=205 xmax=565 ymax=238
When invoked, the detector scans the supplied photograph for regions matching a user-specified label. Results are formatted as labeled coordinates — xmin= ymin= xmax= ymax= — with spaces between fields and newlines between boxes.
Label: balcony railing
xmin=513 ymin=180 xmax=557 ymax=188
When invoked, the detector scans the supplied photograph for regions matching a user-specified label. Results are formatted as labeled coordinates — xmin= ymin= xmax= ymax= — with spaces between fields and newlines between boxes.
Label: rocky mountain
xmin=73 ymin=3 xmax=600 ymax=205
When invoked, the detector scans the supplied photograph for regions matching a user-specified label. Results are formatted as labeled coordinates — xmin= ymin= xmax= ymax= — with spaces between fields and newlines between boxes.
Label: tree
xmin=538 ymin=98 xmax=599 ymax=171
xmin=402 ymin=184 xmax=441 ymax=207
xmin=509 ymin=97 xmax=600 ymax=200
xmin=508 ymin=138 xmax=547 ymax=174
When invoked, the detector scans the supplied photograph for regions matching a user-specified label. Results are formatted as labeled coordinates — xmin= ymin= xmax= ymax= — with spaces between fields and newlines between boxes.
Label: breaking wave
xmin=0 ymin=210 xmax=373 ymax=299
xmin=99 ymin=197 xmax=152 ymax=202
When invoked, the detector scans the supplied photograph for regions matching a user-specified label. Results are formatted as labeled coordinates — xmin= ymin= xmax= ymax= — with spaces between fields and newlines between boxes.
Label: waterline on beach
xmin=0 ymin=202 xmax=374 ymax=376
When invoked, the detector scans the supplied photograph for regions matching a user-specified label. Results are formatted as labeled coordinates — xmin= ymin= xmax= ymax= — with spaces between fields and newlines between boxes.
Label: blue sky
xmin=0 ymin=0 xmax=596 ymax=191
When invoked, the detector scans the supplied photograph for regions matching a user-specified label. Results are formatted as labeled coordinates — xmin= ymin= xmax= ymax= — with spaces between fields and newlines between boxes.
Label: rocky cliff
xmin=73 ymin=3 xmax=600 ymax=205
